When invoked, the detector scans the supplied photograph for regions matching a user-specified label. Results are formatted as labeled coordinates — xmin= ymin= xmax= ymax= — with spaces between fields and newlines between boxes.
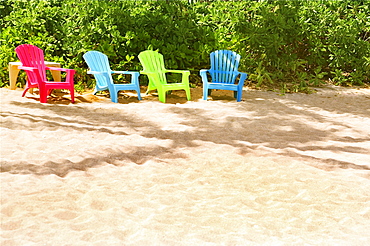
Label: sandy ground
xmin=1 ymin=85 xmax=370 ymax=245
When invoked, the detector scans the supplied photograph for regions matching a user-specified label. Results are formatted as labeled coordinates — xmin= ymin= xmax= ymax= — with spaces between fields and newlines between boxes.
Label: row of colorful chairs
xmin=14 ymin=44 xmax=248 ymax=103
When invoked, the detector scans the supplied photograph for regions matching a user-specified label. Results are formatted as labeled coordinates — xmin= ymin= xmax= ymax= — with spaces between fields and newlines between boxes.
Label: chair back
xmin=83 ymin=51 xmax=112 ymax=90
xmin=138 ymin=50 xmax=167 ymax=86
xmin=209 ymin=50 xmax=240 ymax=84
xmin=15 ymin=44 xmax=47 ymax=86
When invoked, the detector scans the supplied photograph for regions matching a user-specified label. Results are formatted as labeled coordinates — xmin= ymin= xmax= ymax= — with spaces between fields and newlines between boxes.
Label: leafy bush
xmin=1 ymin=0 xmax=369 ymax=92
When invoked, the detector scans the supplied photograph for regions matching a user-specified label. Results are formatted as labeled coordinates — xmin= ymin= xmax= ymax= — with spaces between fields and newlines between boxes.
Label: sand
xmin=1 ymin=85 xmax=370 ymax=245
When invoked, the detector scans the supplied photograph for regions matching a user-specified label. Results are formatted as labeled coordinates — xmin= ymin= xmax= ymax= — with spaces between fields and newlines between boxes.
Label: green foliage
xmin=1 ymin=0 xmax=369 ymax=91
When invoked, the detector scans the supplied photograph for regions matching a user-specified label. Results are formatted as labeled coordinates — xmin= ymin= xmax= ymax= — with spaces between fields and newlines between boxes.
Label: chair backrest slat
xmin=138 ymin=50 xmax=167 ymax=85
xmin=83 ymin=51 xmax=113 ymax=88
xmin=15 ymin=44 xmax=47 ymax=84
xmin=210 ymin=50 xmax=240 ymax=84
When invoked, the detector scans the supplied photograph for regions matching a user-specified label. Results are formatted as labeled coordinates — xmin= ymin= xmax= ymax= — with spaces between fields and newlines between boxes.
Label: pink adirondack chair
xmin=15 ymin=44 xmax=75 ymax=103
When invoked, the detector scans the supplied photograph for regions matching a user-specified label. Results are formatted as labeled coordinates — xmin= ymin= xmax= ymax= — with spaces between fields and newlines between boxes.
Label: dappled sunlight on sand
xmin=1 ymin=85 xmax=370 ymax=245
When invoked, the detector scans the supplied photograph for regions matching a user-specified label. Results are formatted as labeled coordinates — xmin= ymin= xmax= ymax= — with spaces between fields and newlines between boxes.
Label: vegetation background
xmin=1 ymin=0 xmax=369 ymax=93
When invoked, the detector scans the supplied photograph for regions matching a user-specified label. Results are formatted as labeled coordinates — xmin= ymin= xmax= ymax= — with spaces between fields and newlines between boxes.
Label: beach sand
xmin=1 ymin=85 xmax=370 ymax=245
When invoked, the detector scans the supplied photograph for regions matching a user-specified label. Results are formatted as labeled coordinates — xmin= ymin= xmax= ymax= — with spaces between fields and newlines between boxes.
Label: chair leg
xmin=136 ymin=89 xmax=142 ymax=100
xmin=158 ymin=90 xmax=166 ymax=103
xmin=39 ymin=89 xmax=48 ymax=103
xmin=110 ymin=92 xmax=118 ymax=103
xmin=70 ymin=88 xmax=75 ymax=103
xmin=48 ymin=89 xmax=53 ymax=96
xmin=236 ymin=90 xmax=242 ymax=102
xmin=203 ymin=87 xmax=209 ymax=100
xmin=22 ymin=87 xmax=30 ymax=97
xmin=185 ymin=87 xmax=191 ymax=101
xmin=132 ymin=74 xmax=141 ymax=100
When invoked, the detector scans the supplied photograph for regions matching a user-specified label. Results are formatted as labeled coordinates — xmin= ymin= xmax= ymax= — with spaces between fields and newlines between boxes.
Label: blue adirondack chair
xmin=83 ymin=51 xmax=142 ymax=103
xmin=200 ymin=50 xmax=248 ymax=102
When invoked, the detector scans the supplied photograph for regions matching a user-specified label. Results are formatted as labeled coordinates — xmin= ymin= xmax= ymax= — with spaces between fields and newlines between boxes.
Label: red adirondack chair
xmin=15 ymin=44 xmax=75 ymax=103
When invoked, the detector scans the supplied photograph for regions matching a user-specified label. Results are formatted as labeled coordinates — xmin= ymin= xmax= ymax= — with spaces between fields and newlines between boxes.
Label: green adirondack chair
xmin=138 ymin=50 xmax=191 ymax=103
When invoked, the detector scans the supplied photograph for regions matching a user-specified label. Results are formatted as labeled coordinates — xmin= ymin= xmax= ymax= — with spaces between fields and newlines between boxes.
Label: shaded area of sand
xmin=1 ymin=86 xmax=370 ymax=245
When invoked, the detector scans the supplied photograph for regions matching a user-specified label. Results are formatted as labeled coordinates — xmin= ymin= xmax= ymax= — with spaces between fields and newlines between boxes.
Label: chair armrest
xmin=87 ymin=70 xmax=106 ymax=75
xmin=199 ymin=69 xmax=210 ymax=75
xmin=165 ymin=69 xmax=190 ymax=75
xmin=165 ymin=70 xmax=190 ymax=85
xmin=239 ymin=72 xmax=248 ymax=78
xmin=140 ymin=71 xmax=157 ymax=75
xmin=111 ymin=71 xmax=139 ymax=75
xmin=46 ymin=66 xmax=74 ymax=73
xmin=237 ymin=72 xmax=248 ymax=86
xmin=199 ymin=69 xmax=210 ymax=83
xmin=18 ymin=65 xmax=38 ymax=71
xmin=165 ymin=70 xmax=190 ymax=86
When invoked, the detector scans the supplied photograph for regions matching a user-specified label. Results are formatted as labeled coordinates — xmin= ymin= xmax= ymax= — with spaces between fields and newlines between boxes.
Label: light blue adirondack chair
xmin=200 ymin=50 xmax=248 ymax=102
xmin=83 ymin=51 xmax=142 ymax=103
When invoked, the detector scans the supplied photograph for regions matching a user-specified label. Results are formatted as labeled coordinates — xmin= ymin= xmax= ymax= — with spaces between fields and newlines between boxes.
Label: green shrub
xmin=1 ymin=0 xmax=369 ymax=91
